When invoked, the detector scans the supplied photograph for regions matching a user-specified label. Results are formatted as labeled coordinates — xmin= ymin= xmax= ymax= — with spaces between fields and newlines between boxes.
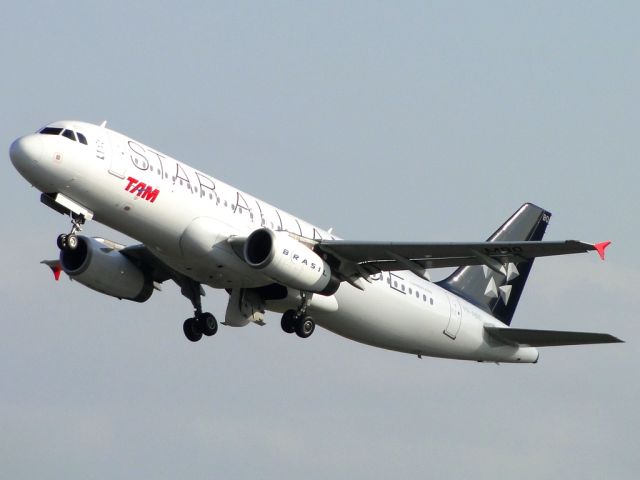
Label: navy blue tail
xmin=437 ymin=203 xmax=551 ymax=325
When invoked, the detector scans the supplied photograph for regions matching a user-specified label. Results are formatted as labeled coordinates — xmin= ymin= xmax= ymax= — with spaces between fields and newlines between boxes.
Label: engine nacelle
xmin=243 ymin=228 xmax=340 ymax=295
xmin=60 ymin=236 xmax=153 ymax=302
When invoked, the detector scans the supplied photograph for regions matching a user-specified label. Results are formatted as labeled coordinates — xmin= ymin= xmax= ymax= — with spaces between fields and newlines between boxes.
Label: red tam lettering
xmin=125 ymin=177 xmax=138 ymax=191
xmin=141 ymin=186 xmax=160 ymax=203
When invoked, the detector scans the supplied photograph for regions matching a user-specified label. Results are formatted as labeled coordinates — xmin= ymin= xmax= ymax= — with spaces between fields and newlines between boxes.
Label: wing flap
xmin=485 ymin=326 xmax=623 ymax=347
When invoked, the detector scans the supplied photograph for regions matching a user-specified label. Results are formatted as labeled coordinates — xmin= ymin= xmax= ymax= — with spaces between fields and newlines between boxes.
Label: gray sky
xmin=1 ymin=2 xmax=637 ymax=479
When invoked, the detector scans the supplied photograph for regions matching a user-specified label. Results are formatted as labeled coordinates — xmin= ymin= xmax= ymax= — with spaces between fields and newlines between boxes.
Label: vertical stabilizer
xmin=437 ymin=203 xmax=550 ymax=325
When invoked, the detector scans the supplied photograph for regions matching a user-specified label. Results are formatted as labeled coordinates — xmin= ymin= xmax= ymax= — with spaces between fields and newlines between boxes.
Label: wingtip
xmin=41 ymin=260 xmax=62 ymax=281
xmin=594 ymin=241 xmax=612 ymax=260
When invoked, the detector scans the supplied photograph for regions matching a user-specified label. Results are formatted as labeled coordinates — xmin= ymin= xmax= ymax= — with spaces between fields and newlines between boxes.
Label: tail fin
xmin=437 ymin=203 xmax=550 ymax=325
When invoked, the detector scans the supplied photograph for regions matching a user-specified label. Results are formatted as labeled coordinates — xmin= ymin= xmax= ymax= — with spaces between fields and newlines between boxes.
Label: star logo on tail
xmin=482 ymin=262 xmax=520 ymax=305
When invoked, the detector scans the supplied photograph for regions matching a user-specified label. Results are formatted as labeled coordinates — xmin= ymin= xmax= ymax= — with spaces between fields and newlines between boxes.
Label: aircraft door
xmin=444 ymin=295 xmax=462 ymax=339
xmin=107 ymin=131 xmax=128 ymax=179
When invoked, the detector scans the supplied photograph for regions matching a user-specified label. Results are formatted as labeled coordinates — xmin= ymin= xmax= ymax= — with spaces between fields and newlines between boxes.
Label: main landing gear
xmin=180 ymin=279 xmax=218 ymax=343
xmin=57 ymin=215 xmax=85 ymax=251
xmin=183 ymin=311 xmax=218 ymax=342
xmin=280 ymin=292 xmax=315 ymax=338
xmin=281 ymin=310 xmax=315 ymax=338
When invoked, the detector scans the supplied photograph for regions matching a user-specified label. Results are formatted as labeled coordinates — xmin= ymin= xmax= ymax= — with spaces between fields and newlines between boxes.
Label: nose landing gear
xmin=57 ymin=215 xmax=85 ymax=251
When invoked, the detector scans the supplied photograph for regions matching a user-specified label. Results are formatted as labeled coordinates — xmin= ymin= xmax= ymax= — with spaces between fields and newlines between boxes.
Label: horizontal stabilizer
xmin=485 ymin=326 xmax=623 ymax=347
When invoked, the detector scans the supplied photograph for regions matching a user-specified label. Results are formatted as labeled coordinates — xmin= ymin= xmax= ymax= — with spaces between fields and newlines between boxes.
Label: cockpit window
xmin=38 ymin=126 xmax=88 ymax=146
xmin=62 ymin=129 xmax=76 ymax=142
xmin=40 ymin=127 xmax=63 ymax=135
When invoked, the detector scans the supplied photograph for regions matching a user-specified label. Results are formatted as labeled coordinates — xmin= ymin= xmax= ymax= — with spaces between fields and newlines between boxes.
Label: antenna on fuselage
xmin=99 ymin=120 xmax=107 ymax=128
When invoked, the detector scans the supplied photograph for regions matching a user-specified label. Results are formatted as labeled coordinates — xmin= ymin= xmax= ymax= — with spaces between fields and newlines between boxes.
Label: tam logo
xmin=125 ymin=177 xmax=160 ymax=203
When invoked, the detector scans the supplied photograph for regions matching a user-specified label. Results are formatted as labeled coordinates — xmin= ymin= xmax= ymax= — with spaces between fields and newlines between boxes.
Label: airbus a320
xmin=9 ymin=120 xmax=622 ymax=363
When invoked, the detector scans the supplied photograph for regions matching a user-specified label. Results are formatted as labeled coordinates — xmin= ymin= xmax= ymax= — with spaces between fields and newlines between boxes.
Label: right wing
xmin=316 ymin=239 xmax=610 ymax=279
xmin=43 ymin=238 xmax=201 ymax=301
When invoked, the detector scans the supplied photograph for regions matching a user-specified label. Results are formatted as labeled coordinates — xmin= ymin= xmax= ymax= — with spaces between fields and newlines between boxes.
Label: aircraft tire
xmin=66 ymin=233 xmax=78 ymax=250
xmin=199 ymin=312 xmax=218 ymax=336
xmin=295 ymin=316 xmax=315 ymax=338
xmin=183 ymin=318 xmax=203 ymax=342
xmin=57 ymin=234 xmax=67 ymax=250
xmin=281 ymin=310 xmax=297 ymax=334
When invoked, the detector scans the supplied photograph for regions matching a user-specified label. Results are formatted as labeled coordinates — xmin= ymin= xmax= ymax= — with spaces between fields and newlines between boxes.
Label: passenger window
xmin=77 ymin=132 xmax=88 ymax=145
xmin=40 ymin=127 xmax=63 ymax=135
xmin=62 ymin=130 xmax=76 ymax=141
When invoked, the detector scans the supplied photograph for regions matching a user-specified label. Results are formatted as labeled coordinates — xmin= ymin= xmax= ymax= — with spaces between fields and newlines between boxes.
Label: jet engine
xmin=59 ymin=236 xmax=153 ymax=302
xmin=243 ymin=228 xmax=339 ymax=295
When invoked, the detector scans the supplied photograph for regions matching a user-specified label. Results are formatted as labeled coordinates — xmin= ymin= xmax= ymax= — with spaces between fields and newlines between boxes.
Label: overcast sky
xmin=1 ymin=2 xmax=638 ymax=479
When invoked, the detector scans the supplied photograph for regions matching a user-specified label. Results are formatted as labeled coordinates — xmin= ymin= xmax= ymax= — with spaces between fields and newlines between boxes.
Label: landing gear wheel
xmin=295 ymin=316 xmax=315 ymax=338
xmin=281 ymin=310 xmax=297 ymax=334
xmin=66 ymin=233 xmax=78 ymax=250
xmin=183 ymin=318 xmax=203 ymax=342
xmin=57 ymin=234 xmax=67 ymax=250
xmin=198 ymin=312 xmax=218 ymax=336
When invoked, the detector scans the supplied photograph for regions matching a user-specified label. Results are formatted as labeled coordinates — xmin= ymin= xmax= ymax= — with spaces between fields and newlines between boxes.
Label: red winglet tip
xmin=50 ymin=264 xmax=62 ymax=281
xmin=594 ymin=241 xmax=611 ymax=260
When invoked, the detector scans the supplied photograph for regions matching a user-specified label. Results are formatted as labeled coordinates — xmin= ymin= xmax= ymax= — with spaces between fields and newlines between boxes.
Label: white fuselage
xmin=10 ymin=120 xmax=539 ymax=363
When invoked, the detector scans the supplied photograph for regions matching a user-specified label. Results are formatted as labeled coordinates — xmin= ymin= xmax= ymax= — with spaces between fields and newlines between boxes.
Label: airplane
xmin=9 ymin=120 xmax=622 ymax=363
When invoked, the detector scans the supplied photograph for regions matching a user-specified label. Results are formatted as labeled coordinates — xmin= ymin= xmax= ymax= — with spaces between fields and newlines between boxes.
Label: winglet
xmin=41 ymin=260 xmax=62 ymax=281
xmin=594 ymin=241 xmax=612 ymax=260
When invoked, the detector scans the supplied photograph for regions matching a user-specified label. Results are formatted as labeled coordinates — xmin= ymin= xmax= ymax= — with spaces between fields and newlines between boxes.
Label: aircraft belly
xmin=315 ymin=282 xmax=452 ymax=355
xmin=314 ymin=281 xmax=533 ymax=362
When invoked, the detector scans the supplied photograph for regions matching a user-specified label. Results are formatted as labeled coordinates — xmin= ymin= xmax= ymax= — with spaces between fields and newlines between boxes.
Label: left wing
xmin=316 ymin=239 xmax=610 ymax=279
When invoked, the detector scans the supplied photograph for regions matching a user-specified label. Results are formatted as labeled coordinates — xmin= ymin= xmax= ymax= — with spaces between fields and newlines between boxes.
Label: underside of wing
xmin=485 ymin=326 xmax=623 ymax=347
xmin=119 ymin=244 xmax=176 ymax=283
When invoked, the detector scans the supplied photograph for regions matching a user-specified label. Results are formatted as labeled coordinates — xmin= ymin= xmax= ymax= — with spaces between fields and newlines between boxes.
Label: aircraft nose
xmin=9 ymin=134 xmax=43 ymax=171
